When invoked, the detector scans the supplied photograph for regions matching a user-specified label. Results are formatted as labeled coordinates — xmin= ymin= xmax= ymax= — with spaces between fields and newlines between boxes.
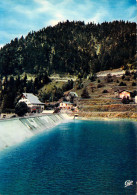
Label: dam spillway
xmin=0 ymin=114 xmax=71 ymax=152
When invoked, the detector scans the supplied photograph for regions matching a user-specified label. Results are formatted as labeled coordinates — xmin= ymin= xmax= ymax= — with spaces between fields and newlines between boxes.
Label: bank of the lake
xmin=76 ymin=111 xmax=137 ymax=122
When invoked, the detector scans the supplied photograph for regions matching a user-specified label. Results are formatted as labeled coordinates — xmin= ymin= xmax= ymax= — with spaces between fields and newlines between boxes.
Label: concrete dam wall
xmin=0 ymin=114 xmax=72 ymax=152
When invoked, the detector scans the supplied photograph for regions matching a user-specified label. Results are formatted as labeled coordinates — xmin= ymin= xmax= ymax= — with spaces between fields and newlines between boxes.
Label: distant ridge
xmin=0 ymin=20 xmax=136 ymax=77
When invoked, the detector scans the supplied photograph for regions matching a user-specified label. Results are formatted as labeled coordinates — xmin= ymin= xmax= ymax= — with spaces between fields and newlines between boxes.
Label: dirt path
xmin=97 ymin=68 xmax=125 ymax=77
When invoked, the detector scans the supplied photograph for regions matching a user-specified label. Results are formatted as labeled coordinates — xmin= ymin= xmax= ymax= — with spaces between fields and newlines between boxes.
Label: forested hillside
xmin=0 ymin=20 xmax=136 ymax=77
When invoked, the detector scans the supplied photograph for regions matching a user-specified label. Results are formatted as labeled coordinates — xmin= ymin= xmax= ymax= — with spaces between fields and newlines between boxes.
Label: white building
xmin=118 ymin=90 xmax=131 ymax=99
xmin=42 ymin=110 xmax=54 ymax=114
xmin=18 ymin=93 xmax=45 ymax=113
xmin=135 ymin=96 xmax=137 ymax=104
xmin=59 ymin=102 xmax=74 ymax=110
xmin=59 ymin=101 xmax=78 ymax=113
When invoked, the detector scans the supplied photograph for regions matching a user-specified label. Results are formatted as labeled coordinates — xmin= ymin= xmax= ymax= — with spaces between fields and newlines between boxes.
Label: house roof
xmin=61 ymin=101 xmax=73 ymax=105
xmin=119 ymin=90 xmax=131 ymax=93
xmin=23 ymin=93 xmax=45 ymax=105
xmin=69 ymin=92 xmax=78 ymax=97
xmin=63 ymin=91 xmax=78 ymax=97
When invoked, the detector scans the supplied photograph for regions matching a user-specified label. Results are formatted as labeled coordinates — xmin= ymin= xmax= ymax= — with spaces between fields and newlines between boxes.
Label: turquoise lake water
xmin=0 ymin=120 xmax=136 ymax=194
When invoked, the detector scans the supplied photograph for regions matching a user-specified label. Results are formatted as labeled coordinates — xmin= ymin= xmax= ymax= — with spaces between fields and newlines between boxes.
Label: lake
xmin=0 ymin=120 xmax=136 ymax=194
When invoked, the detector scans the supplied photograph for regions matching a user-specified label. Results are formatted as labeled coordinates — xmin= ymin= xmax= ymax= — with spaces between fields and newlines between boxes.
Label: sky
xmin=0 ymin=0 xmax=136 ymax=47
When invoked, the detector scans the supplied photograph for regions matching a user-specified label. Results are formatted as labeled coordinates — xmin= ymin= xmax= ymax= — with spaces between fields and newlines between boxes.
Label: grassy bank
xmin=76 ymin=111 xmax=137 ymax=121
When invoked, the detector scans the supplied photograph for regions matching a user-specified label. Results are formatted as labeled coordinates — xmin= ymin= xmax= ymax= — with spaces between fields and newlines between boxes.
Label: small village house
xmin=135 ymin=96 xmax=137 ymax=104
xmin=59 ymin=101 xmax=78 ymax=112
xmin=18 ymin=93 xmax=45 ymax=113
xmin=59 ymin=102 xmax=74 ymax=110
xmin=118 ymin=90 xmax=131 ymax=99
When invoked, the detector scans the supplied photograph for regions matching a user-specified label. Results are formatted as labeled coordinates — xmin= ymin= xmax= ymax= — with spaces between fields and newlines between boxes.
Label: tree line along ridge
xmin=0 ymin=20 xmax=136 ymax=77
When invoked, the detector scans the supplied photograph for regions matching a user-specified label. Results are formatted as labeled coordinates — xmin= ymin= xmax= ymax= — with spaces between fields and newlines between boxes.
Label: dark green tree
xmin=0 ymin=21 xmax=135 ymax=77
xmin=15 ymin=102 xmax=29 ymax=116
xmin=81 ymin=88 xmax=90 ymax=98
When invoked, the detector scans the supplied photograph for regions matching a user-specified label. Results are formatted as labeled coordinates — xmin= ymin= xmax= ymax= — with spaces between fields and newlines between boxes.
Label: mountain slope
xmin=0 ymin=20 xmax=136 ymax=77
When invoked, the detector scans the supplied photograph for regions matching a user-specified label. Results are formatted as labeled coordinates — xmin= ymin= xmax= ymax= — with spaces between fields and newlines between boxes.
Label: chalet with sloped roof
xmin=18 ymin=93 xmax=45 ymax=113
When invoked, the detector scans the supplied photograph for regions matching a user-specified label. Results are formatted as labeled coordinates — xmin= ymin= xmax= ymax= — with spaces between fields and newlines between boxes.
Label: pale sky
xmin=0 ymin=0 xmax=136 ymax=47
